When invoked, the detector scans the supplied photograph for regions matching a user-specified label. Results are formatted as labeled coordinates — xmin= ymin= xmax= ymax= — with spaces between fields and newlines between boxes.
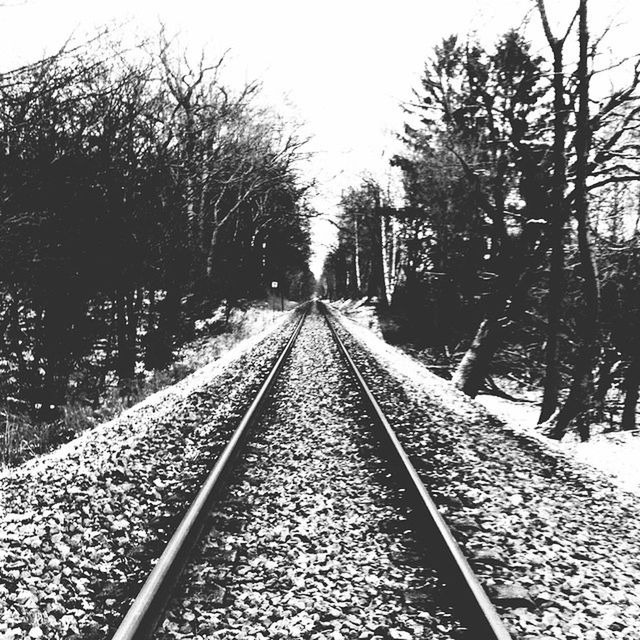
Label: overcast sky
xmin=0 ymin=0 xmax=636 ymax=275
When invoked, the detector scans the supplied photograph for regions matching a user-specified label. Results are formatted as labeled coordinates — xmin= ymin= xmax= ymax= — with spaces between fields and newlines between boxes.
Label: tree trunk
xmin=354 ymin=213 xmax=361 ymax=294
xmin=206 ymin=224 xmax=221 ymax=283
xmin=592 ymin=348 xmax=617 ymax=419
xmin=452 ymin=239 xmax=547 ymax=398
xmin=144 ymin=288 xmax=158 ymax=369
xmin=381 ymin=211 xmax=399 ymax=306
xmin=621 ymin=357 xmax=640 ymax=430
xmin=545 ymin=0 xmax=599 ymax=441
xmin=38 ymin=300 xmax=69 ymax=425
xmin=7 ymin=290 xmax=29 ymax=385
xmin=115 ymin=290 xmax=137 ymax=383
xmin=390 ymin=216 xmax=398 ymax=299
xmin=381 ymin=210 xmax=391 ymax=306
xmin=452 ymin=317 xmax=504 ymax=397
xmin=546 ymin=352 xmax=593 ymax=440
xmin=157 ymin=282 xmax=181 ymax=365
xmin=539 ymin=217 xmax=565 ymax=422
xmin=539 ymin=34 xmax=568 ymax=423
xmin=367 ymin=205 xmax=388 ymax=307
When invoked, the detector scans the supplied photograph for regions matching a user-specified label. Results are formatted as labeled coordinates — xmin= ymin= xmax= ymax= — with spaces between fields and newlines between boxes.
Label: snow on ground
xmin=332 ymin=299 xmax=640 ymax=497
xmin=330 ymin=301 xmax=492 ymax=423
xmin=328 ymin=301 xmax=640 ymax=639
xmin=480 ymin=393 xmax=640 ymax=497
xmin=175 ymin=301 xmax=298 ymax=375
xmin=4 ymin=306 xmax=290 ymax=480
xmin=1 ymin=301 xmax=295 ymax=469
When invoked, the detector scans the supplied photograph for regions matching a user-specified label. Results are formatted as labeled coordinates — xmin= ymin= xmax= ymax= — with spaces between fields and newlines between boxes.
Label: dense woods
xmin=321 ymin=1 xmax=640 ymax=441
xmin=0 ymin=33 xmax=313 ymax=454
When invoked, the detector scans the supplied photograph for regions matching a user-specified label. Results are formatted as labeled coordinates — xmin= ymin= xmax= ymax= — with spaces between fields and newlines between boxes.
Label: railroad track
xmin=111 ymin=302 xmax=511 ymax=640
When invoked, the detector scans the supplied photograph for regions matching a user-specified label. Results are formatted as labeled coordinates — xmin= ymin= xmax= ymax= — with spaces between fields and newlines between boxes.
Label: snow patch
xmin=330 ymin=303 xmax=640 ymax=497
xmin=332 ymin=306 xmax=480 ymax=420
xmin=3 ymin=310 xmax=291 ymax=479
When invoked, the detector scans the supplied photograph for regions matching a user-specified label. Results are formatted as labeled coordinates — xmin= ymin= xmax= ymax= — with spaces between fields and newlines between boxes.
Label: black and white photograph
xmin=0 ymin=1 xmax=639 ymax=638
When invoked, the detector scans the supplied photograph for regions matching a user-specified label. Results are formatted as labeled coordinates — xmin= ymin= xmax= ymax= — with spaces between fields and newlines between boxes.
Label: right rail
xmin=319 ymin=301 xmax=512 ymax=640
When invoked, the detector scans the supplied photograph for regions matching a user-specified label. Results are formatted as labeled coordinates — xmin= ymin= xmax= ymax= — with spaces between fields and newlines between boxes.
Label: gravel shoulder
xmin=156 ymin=313 xmax=464 ymax=640
xmin=0 ymin=311 xmax=297 ymax=640
xmin=330 ymin=305 xmax=640 ymax=640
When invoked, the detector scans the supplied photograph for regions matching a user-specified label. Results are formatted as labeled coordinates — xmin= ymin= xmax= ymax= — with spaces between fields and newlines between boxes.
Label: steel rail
xmin=111 ymin=308 xmax=308 ymax=640
xmin=319 ymin=302 xmax=512 ymax=640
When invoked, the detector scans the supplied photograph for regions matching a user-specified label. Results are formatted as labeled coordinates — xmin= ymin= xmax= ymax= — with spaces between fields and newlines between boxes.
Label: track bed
xmin=154 ymin=313 xmax=464 ymax=640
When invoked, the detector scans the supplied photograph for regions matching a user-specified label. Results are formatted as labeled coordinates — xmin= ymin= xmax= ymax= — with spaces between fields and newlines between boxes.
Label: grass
xmin=0 ymin=301 xmax=289 ymax=469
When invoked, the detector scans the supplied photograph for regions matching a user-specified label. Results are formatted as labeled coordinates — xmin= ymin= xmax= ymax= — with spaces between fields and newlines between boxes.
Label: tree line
xmin=0 ymin=32 xmax=313 ymax=428
xmin=321 ymin=0 xmax=640 ymax=440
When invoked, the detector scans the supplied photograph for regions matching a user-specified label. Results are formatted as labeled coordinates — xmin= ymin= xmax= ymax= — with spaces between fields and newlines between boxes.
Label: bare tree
xmin=535 ymin=0 xmax=578 ymax=422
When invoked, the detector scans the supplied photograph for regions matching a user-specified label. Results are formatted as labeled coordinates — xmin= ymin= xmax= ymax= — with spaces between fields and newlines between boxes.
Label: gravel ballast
xmin=330 ymin=305 xmax=640 ymax=640
xmin=156 ymin=313 xmax=465 ymax=640
xmin=0 ymin=312 xmax=298 ymax=640
xmin=4 ymin=299 xmax=638 ymax=640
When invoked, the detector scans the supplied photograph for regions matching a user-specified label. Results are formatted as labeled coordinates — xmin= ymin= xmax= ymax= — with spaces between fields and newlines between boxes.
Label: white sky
xmin=0 ymin=0 xmax=637 ymax=277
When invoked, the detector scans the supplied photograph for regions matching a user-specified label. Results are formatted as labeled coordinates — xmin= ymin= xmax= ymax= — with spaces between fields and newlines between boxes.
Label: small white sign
xmin=271 ymin=281 xmax=279 ymax=288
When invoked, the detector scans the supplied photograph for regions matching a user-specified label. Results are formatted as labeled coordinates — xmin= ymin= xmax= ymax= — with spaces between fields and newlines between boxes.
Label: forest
xmin=320 ymin=0 xmax=640 ymax=441
xmin=0 ymin=32 xmax=314 ymax=460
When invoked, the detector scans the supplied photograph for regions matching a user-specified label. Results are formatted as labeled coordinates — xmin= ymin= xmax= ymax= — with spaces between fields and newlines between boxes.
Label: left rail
xmin=111 ymin=308 xmax=308 ymax=640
